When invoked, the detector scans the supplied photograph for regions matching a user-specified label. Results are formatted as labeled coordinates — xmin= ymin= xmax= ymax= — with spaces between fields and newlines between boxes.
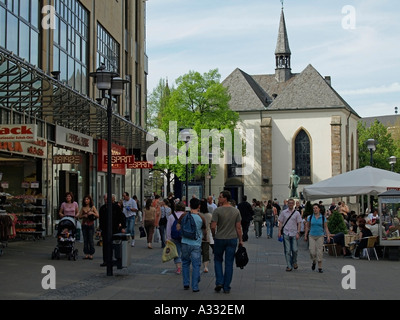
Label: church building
xmin=212 ymin=7 xmax=360 ymax=203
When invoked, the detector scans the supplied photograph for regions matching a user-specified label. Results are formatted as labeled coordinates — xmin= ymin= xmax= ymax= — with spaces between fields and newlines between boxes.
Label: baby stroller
xmin=52 ymin=217 xmax=78 ymax=260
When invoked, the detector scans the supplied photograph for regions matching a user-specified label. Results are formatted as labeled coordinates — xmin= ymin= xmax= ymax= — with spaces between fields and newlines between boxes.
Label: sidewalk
xmin=0 ymin=224 xmax=399 ymax=300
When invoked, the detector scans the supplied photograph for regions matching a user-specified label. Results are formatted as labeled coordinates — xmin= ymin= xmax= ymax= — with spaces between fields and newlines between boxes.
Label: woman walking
xmin=142 ymin=198 xmax=158 ymax=249
xmin=77 ymin=195 xmax=99 ymax=260
xmin=304 ymin=203 xmax=331 ymax=273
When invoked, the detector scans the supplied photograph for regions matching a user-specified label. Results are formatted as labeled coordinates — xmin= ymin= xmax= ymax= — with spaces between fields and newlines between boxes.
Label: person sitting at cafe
xmin=325 ymin=232 xmax=351 ymax=256
xmin=353 ymin=222 xmax=373 ymax=259
xmin=367 ymin=208 xmax=379 ymax=225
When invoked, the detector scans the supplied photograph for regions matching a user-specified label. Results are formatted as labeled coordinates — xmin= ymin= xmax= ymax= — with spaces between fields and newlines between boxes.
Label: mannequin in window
xmin=289 ymin=170 xmax=300 ymax=198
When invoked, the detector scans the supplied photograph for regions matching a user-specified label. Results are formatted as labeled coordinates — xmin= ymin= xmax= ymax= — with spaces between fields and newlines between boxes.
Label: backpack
xmin=181 ymin=211 xmax=198 ymax=240
xmin=171 ymin=212 xmax=182 ymax=241
xmin=265 ymin=208 xmax=274 ymax=219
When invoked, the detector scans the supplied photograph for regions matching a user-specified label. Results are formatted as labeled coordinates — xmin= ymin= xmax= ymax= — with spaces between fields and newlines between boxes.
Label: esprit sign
xmin=104 ymin=155 xmax=135 ymax=165
xmin=0 ymin=125 xmax=37 ymax=142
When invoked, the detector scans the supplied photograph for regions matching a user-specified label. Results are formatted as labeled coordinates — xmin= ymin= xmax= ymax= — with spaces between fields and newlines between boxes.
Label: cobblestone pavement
xmin=1 ymin=224 xmax=399 ymax=301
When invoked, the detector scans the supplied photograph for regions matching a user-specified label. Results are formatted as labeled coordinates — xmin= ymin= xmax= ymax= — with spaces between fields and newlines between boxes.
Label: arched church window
xmin=294 ymin=129 xmax=311 ymax=183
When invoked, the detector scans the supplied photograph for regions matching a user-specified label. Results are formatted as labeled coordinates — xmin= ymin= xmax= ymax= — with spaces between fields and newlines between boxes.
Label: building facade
xmin=210 ymin=8 xmax=360 ymax=204
xmin=0 ymin=0 xmax=149 ymax=237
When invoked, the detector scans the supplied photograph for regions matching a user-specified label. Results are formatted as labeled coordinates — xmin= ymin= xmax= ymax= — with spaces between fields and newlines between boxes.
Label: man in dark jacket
xmin=237 ymin=195 xmax=253 ymax=242
xmin=99 ymin=194 xmax=126 ymax=267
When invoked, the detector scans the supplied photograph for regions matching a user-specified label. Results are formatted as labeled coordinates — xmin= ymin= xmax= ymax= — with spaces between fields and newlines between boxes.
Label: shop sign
xmin=55 ymin=125 xmax=93 ymax=153
xmin=127 ymin=161 xmax=154 ymax=169
xmin=0 ymin=139 xmax=48 ymax=159
xmin=53 ymin=155 xmax=82 ymax=165
xmin=104 ymin=155 xmax=135 ymax=165
xmin=97 ymin=140 xmax=127 ymax=175
xmin=0 ymin=125 xmax=37 ymax=142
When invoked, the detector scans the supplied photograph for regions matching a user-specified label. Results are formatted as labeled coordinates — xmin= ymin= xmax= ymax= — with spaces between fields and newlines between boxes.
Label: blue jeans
xmin=172 ymin=239 xmax=182 ymax=264
xmin=266 ymin=217 xmax=274 ymax=238
xmin=126 ymin=215 xmax=136 ymax=238
xmin=181 ymin=243 xmax=201 ymax=291
xmin=159 ymin=224 xmax=166 ymax=248
xmin=283 ymin=234 xmax=298 ymax=269
xmin=82 ymin=224 xmax=95 ymax=255
xmin=213 ymin=238 xmax=237 ymax=292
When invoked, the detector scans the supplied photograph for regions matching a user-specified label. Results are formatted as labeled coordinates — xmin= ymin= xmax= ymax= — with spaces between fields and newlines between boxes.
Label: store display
xmin=4 ymin=196 xmax=46 ymax=240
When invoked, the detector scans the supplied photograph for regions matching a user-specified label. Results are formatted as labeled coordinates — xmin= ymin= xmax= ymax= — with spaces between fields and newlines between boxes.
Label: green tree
xmin=149 ymin=69 xmax=241 ymax=183
xmin=358 ymin=120 xmax=400 ymax=171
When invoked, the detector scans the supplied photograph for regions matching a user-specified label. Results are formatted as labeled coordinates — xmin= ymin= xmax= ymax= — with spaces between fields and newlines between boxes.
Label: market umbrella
xmin=303 ymin=166 xmax=400 ymax=201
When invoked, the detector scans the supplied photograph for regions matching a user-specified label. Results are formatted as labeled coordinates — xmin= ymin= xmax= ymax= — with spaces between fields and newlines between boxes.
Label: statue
xmin=288 ymin=170 xmax=300 ymax=198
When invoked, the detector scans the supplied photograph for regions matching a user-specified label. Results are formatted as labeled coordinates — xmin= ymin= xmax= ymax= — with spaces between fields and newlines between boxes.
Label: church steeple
xmin=275 ymin=5 xmax=292 ymax=82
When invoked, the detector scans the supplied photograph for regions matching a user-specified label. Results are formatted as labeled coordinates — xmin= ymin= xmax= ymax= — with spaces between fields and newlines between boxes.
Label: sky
xmin=145 ymin=0 xmax=400 ymax=119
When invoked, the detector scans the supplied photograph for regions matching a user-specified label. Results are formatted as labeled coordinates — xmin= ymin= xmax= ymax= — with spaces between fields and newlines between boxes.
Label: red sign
xmin=97 ymin=140 xmax=127 ymax=175
xmin=104 ymin=155 xmax=135 ymax=165
xmin=127 ymin=161 xmax=154 ymax=169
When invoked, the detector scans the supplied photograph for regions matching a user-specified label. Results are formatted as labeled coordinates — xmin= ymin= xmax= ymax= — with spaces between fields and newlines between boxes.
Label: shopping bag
xmin=154 ymin=227 xmax=160 ymax=243
xmin=235 ymin=244 xmax=249 ymax=269
xmin=162 ymin=240 xmax=178 ymax=263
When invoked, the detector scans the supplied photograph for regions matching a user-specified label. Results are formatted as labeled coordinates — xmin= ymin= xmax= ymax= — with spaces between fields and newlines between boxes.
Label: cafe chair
xmin=323 ymin=238 xmax=337 ymax=257
xmin=361 ymin=236 xmax=379 ymax=261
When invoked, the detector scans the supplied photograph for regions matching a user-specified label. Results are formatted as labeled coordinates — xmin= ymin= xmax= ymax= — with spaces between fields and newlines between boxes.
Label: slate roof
xmin=222 ymin=64 xmax=360 ymax=118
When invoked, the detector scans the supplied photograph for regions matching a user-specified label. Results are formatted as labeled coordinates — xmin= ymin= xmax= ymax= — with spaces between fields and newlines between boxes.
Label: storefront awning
xmin=0 ymin=47 xmax=149 ymax=152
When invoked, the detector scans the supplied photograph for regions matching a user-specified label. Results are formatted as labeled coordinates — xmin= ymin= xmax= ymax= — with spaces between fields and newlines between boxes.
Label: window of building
xmin=294 ymin=129 xmax=311 ymax=183
xmin=97 ymin=23 xmax=120 ymax=74
xmin=0 ymin=0 xmax=39 ymax=66
xmin=53 ymin=0 xmax=89 ymax=94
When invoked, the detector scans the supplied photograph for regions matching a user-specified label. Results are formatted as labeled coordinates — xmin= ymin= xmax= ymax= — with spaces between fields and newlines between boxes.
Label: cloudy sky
xmin=145 ymin=0 xmax=400 ymax=118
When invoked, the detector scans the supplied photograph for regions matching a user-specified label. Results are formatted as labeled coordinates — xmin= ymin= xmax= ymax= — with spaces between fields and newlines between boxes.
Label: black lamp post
xmin=389 ymin=156 xmax=397 ymax=172
xmin=89 ymin=64 xmax=128 ymax=276
xmin=179 ymin=129 xmax=192 ymax=204
xmin=366 ymin=139 xmax=376 ymax=166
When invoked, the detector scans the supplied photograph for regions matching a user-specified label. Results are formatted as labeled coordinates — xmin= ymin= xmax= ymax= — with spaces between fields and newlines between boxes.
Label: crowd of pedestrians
xmin=60 ymin=188 xmax=378 ymax=294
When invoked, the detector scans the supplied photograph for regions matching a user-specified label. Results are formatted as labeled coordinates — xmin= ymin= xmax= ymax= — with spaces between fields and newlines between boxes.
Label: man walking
xmin=237 ymin=195 xmax=253 ymax=242
xmin=278 ymin=198 xmax=302 ymax=272
xmin=178 ymin=198 xmax=206 ymax=292
xmin=211 ymin=190 xmax=243 ymax=294
xmin=122 ymin=192 xmax=138 ymax=247
xmin=99 ymin=194 xmax=126 ymax=267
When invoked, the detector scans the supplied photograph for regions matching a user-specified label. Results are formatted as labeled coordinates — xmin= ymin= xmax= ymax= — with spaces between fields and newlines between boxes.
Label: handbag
xmin=162 ymin=240 xmax=178 ymax=263
xmin=139 ymin=226 xmax=146 ymax=238
xmin=235 ymin=244 xmax=249 ymax=269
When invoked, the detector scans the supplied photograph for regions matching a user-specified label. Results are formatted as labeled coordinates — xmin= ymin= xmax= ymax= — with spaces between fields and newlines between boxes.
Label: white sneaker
xmin=131 ymin=240 xmax=135 ymax=247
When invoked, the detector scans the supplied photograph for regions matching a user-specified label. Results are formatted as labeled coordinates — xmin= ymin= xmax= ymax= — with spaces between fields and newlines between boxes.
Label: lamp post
xmin=179 ymin=129 xmax=192 ymax=204
xmin=366 ymin=139 xmax=376 ymax=166
xmin=208 ymin=152 xmax=213 ymax=196
xmin=89 ymin=64 xmax=128 ymax=276
xmin=389 ymin=156 xmax=397 ymax=172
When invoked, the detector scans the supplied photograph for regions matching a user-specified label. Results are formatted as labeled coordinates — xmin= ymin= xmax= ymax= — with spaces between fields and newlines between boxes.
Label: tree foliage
xmin=147 ymin=69 xmax=241 ymax=183
xmin=358 ymin=119 xmax=400 ymax=171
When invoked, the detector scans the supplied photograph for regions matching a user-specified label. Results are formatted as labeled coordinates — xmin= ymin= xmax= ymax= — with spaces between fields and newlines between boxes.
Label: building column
xmin=261 ymin=118 xmax=273 ymax=200
xmin=331 ymin=116 xmax=342 ymax=177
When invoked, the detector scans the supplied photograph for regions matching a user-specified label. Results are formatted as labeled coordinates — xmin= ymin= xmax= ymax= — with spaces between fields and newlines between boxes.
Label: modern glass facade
xmin=97 ymin=23 xmax=120 ymax=74
xmin=53 ymin=0 xmax=89 ymax=94
xmin=0 ymin=0 xmax=39 ymax=66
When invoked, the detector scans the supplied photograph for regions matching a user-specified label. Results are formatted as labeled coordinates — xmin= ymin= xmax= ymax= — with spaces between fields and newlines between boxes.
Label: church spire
xmin=275 ymin=6 xmax=292 ymax=82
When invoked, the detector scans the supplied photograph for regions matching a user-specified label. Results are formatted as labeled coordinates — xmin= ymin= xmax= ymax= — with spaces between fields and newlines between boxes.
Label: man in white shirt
xmin=122 ymin=192 xmax=138 ymax=246
xmin=207 ymin=195 xmax=217 ymax=214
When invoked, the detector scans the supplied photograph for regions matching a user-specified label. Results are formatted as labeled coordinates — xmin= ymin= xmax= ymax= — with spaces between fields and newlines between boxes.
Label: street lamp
xmin=89 ymin=64 xmax=128 ymax=276
xmin=366 ymin=139 xmax=376 ymax=166
xmin=208 ymin=152 xmax=213 ymax=196
xmin=179 ymin=128 xmax=192 ymax=204
xmin=389 ymin=156 xmax=397 ymax=172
